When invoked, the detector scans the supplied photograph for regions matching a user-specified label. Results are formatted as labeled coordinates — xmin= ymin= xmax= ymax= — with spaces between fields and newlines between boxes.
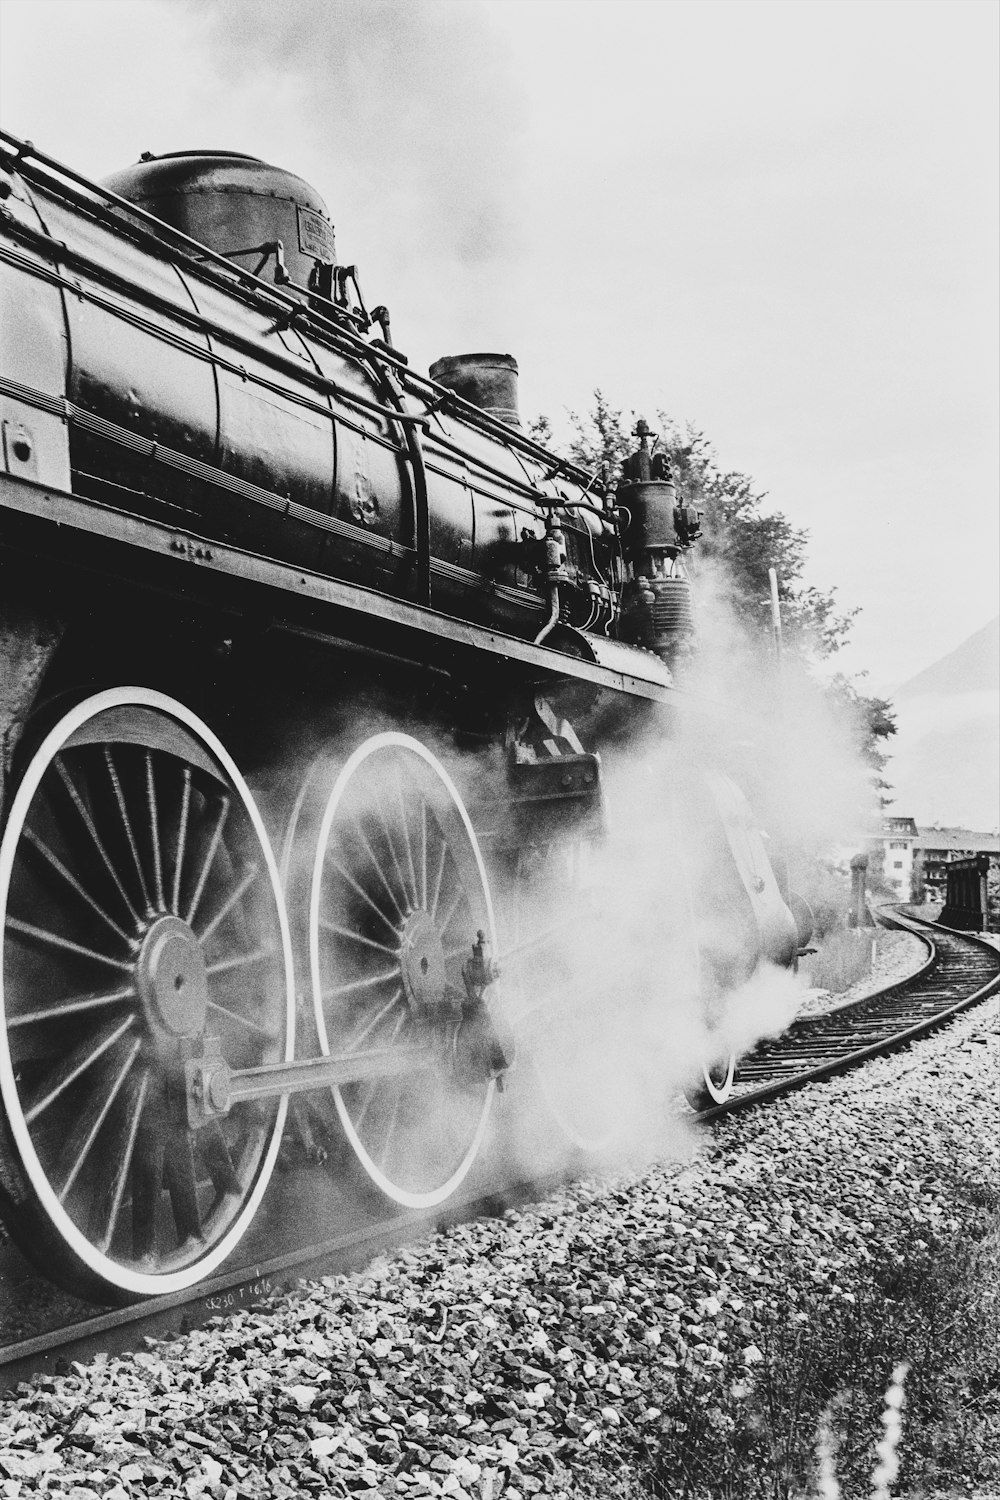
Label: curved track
xmin=701 ymin=910 xmax=1000 ymax=1120
xmin=2 ymin=911 xmax=997 ymax=1386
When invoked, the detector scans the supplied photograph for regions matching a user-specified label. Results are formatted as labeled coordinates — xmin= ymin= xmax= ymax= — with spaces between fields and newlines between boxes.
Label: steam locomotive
xmin=0 ymin=132 xmax=798 ymax=1305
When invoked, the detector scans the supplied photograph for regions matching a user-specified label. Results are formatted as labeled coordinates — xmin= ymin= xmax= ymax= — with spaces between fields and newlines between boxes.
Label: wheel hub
xmin=137 ymin=915 xmax=209 ymax=1041
xmin=399 ymin=909 xmax=448 ymax=1015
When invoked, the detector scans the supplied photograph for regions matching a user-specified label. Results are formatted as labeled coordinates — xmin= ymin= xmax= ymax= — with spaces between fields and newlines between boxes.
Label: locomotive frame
xmin=0 ymin=130 xmax=797 ymax=1307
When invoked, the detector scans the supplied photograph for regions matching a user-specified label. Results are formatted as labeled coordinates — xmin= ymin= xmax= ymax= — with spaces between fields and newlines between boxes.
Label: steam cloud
xmin=168 ymin=0 xmax=886 ymax=1202
xmin=182 ymin=0 xmax=527 ymax=348
xmin=246 ymin=551 xmax=881 ymax=1218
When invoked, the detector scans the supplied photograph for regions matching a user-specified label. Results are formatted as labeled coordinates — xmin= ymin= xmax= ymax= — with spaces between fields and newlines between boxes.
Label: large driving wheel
xmin=0 ymin=689 xmax=294 ymax=1301
xmin=294 ymin=733 xmax=496 ymax=1208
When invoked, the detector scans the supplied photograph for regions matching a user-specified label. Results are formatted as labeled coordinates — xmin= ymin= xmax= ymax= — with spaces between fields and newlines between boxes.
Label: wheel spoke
xmin=319 ymin=919 xmax=399 ymax=956
xmin=345 ymin=985 xmax=405 ymax=1051
xmin=206 ymin=945 xmax=271 ymax=978
xmin=23 ymin=826 xmax=133 ymax=944
xmin=197 ymin=862 xmax=258 ymax=944
xmin=375 ymin=1089 xmax=403 ymax=1173
xmin=325 ymin=967 xmax=402 ymax=1002
xmin=171 ymin=766 xmax=192 ymax=915
xmin=394 ymin=768 xmax=420 ymax=909
xmin=429 ymin=835 xmax=448 ymax=920
xmin=145 ymin=752 xmax=165 ymax=910
xmin=200 ymin=1122 xmax=242 ymax=1200
xmin=206 ymin=998 xmax=278 ymax=1040
xmin=185 ymin=795 xmax=230 ymax=925
xmin=373 ymin=802 xmax=415 ymax=913
xmin=130 ymin=1099 xmax=166 ymax=1261
xmin=103 ymin=748 xmax=152 ymax=914
xmin=349 ymin=1078 xmax=379 ymax=1132
xmin=353 ymin=822 xmax=408 ymax=923
xmin=419 ymin=798 xmax=428 ymax=909
xmin=54 ymin=1038 xmax=142 ymax=1200
xmin=201 ymin=1123 xmax=242 ymax=1198
xmin=164 ymin=1127 xmax=202 ymax=1245
xmin=6 ymin=915 xmax=133 ymax=971
xmin=7 ymin=982 xmax=136 ymax=1029
xmin=24 ymin=1015 xmax=137 ymax=1124
xmin=54 ymin=756 xmax=140 ymax=925
xmin=328 ymin=856 xmax=400 ymax=935
xmin=93 ymin=1066 xmax=150 ymax=1254
xmin=437 ymin=885 xmax=464 ymax=939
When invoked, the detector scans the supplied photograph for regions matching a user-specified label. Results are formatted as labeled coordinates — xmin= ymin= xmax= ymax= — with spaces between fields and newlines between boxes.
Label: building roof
xmin=916 ymin=826 xmax=1000 ymax=854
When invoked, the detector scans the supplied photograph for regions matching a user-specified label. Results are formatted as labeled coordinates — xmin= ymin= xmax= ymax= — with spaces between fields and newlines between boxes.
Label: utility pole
xmin=768 ymin=566 xmax=784 ymax=674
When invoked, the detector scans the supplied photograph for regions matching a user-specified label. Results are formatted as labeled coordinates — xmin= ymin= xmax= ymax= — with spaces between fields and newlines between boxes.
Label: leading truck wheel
xmin=683 ymin=1052 xmax=736 ymax=1111
xmin=0 ymin=689 xmax=294 ymax=1302
xmin=290 ymin=733 xmax=496 ymax=1209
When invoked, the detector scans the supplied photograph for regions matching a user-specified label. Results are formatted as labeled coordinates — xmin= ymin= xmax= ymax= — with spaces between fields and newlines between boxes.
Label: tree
xmin=535 ymin=391 xmax=896 ymax=815
xmin=822 ymin=674 xmax=897 ymax=806
xmin=558 ymin=392 xmax=856 ymax=659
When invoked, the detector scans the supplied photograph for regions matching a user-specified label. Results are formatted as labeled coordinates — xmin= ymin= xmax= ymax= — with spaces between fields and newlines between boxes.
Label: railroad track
xmin=3 ymin=912 xmax=997 ymax=1387
xmin=703 ymin=909 xmax=1000 ymax=1119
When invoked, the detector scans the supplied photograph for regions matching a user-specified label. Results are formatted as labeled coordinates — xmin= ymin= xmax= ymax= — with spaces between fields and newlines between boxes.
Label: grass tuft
xmin=642 ymin=1194 xmax=1000 ymax=1499
xmin=800 ymin=929 xmax=875 ymax=995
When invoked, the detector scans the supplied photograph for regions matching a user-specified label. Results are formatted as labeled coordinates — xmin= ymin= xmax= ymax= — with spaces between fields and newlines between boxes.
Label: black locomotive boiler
xmin=0 ymin=134 xmax=798 ymax=1305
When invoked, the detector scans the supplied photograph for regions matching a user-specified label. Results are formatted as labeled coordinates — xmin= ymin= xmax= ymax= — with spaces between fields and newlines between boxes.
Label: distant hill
xmin=896 ymin=616 xmax=998 ymax=698
xmin=887 ymin=617 xmax=999 ymax=831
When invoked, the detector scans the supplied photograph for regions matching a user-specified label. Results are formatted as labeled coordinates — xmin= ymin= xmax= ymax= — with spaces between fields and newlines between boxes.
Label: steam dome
xmin=102 ymin=151 xmax=335 ymax=291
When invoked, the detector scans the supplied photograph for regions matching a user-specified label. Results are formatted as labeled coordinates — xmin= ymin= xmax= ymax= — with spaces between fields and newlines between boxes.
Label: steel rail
xmin=4 ymin=912 xmax=994 ymax=1384
xmin=696 ymin=911 xmax=999 ymax=1122
xmin=0 ymin=1169 xmax=568 ymax=1388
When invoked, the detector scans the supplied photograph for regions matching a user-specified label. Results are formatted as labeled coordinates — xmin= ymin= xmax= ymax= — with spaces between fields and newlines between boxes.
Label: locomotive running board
xmin=0 ymin=470 xmax=686 ymax=709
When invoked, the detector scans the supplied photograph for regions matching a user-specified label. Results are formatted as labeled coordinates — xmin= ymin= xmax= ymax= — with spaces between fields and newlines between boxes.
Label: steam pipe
xmin=533 ymin=583 xmax=561 ymax=645
xmin=0 ymin=129 xmax=602 ymax=489
xmin=368 ymin=354 xmax=432 ymax=608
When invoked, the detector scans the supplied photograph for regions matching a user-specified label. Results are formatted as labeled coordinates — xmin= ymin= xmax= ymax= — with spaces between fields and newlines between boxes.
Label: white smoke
xmin=181 ymin=0 xmax=528 ymax=349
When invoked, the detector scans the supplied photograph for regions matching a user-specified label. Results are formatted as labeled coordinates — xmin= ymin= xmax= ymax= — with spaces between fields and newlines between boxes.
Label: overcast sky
xmin=1 ymin=0 xmax=996 ymax=693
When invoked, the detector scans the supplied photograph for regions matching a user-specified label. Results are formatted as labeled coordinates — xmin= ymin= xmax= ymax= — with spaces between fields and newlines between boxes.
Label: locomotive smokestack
xmin=429 ymin=353 xmax=521 ymax=429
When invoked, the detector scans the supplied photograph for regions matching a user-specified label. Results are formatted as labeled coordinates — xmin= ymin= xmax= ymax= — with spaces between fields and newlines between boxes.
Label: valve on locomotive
xmin=616 ymin=419 xmax=701 ymax=667
xmin=455 ymin=931 xmax=516 ymax=1091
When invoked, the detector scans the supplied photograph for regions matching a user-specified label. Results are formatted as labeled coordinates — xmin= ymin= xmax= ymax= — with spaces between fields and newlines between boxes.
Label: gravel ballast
xmin=1 ymin=990 xmax=997 ymax=1499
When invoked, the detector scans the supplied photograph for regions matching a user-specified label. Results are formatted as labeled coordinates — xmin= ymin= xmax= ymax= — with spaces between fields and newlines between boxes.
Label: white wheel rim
xmin=700 ymin=1051 xmax=735 ymax=1104
xmin=308 ymin=732 xmax=495 ymax=1208
xmin=0 ymin=688 xmax=294 ymax=1297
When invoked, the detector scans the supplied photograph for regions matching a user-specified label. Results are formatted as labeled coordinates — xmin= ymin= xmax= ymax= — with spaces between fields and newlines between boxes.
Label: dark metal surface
xmin=940 ymin=855 xmax=991 ymax=931
xmin=4 ymin=914 xmax=995 ymax=1385
xmin=0 ymin=472 xmax=681 ymax=706
xmin=1 ymin=134 xmax=620 ymax=638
